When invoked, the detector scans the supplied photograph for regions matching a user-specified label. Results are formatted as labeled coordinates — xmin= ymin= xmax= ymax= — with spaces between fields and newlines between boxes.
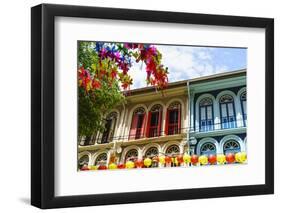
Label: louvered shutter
xmin=129 ymin=114 xmax=138 ymax=140
xmin=165 ymin=109 xmax=170 ymax=135
xmin=146 ymin=112 xmax=152 ymax=138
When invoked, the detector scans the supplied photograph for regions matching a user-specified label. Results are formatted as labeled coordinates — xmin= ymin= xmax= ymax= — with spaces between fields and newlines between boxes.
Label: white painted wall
xmin=0 ymin=0 xmax=279 ymax=212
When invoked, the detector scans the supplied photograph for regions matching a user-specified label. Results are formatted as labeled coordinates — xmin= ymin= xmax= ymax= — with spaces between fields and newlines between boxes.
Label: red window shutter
xmin=141 ymin=113 xmax=146 ymax=138
xmin=129 ymin=114 xmax=138 ymax=140
xmin=165 ymin=109 xmax=170 ymax=135
xmin=158 ymin=111 xmax=162 ymax=136
xmin=178 ymin=105 xmax=181 ymax=133
xmin=146 ymin=112 xmax=152 ymax=138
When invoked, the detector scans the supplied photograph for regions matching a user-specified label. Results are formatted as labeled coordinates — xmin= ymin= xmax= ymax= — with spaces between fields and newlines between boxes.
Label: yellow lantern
xmin=159 ymin=156 xmax=165 ymax=164
xmin=125 ymin=161 xmax=135 ymax=169
xmin=217 ymin=154 xmax=226 ymax=165
xmin=235 ymin=152 xmax=247 ymax=163
xmin=108 ymin=163 xmax=117 ymax=170
xmin=240 ymin=152 xmax=247 ymax=162
xmin=183 ymin=154 xmax=191 ymax=164
xmin=174 ymin=157 xmax=178 ymax=166
xmin=144 ymin=158 xmax=152 ymax=167
xmin=90 ymin=165 xmax=98 ymax=170
xmin=199 ymin=155 xmax=208 ymax=165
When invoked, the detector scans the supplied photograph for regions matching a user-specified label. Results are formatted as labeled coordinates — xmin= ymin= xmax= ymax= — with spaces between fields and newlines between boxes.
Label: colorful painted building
xmin=188 ymin=69 xmax=247 ymax=157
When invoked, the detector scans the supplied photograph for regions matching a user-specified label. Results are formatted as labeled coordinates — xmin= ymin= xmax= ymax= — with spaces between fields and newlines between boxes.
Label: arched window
xmin=223 ymin=140 xmax=240 ymax=154
xmin=145 ymin=147 xmax=159 ymax=167
xmin=165 ymin=102 xmax=181 ymax=135
xmin=78 ymin=155 xmax=89 ymax=169
xmin=147 ymin=105 xmax=162 ymax=138
xmin=240 ymin=91 xmax=247 ymax=126
xmin=166 ymin=145 xmax=180 ymax=156
xmin=100 ymin=112 xmax=117 ymax=144
xmin=200 ymin=142 xmax=216 ymax=156
xmin=165 ymin=145 xmax=180 ymax=167
xmin=145 ymin=147 xmax=159 ymax=158
xmin=125 ymin=149 xmax=138 ymax=162
xmin=129 ymin=107 xmax=146 ymax=140
xmin=95 ymin=153 xmax=107 ymax=166
xmin=199 ymin=97 xmax=214 ymax=132
xmin=219 ymin=95 xmax=236 ymax=129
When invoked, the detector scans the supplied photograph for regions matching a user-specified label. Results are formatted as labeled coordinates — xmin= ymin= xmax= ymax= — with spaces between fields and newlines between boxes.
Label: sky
xmin=129 ymin=45 xmax=247 ymax=89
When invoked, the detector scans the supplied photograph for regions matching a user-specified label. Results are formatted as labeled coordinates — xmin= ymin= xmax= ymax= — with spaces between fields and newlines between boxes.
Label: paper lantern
xmin=165 ymin=156 xmax=172 ymax=164
xmin=159 ymin=156 xmax=166 ymax=164
xmin=117 ymin=163 xmax=125 ymax=169
xmin=199 ymin=155 xmax=208 ymax=165
xmin=177 ymin=155 xmax=184 ymax=164
xmin=226 ymin=153 xmax=235 ymax=163
xmin=144 ymin=158 xmax=152 ymax=167
xmin=235 ymin=152 xmax=247 ymax=163
xmin=240 ymin=152 xmax=247 ymax=162
xmin=98 ymin=165 xmax=107 ymax=170
xmin=81 ymin=165 xmax=89 ymax=171
xmin=135 ymin=159 xmax=144 ymax=168
xmin=191 ymin=155 xmax=199 ymax=165
xmin=125 ymin=161 xmax=135 ymax=169
xmin=89 ymin=165 xmax=98 ymax=170
xmin=217 ymin=154 xmax=226 ymax=164
xmin=208 ymin=154 xmax=217 ymax=164
xmin=173 ymin=157 xmax=178 ymax=166
xmin=108 ymin=163 xmax=117 ymax=170
xmin=183 ymin=154 xmax=191 ymax=164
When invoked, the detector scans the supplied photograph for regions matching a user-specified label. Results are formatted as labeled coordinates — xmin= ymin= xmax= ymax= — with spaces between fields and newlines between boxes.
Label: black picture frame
xmin=31 ymin=3 xmax=274 ymax=209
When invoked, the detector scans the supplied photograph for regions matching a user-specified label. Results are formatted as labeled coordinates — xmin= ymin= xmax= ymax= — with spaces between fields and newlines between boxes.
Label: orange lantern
xmin=98 ymin=165 xmax=107 ymax=170
xmin=191 ymin=155 xmax=199 ymax=165
xmin=81 ymin=165 xmax=89 ymax=171
xmin=165 ymin=156 xmax=172 ymax=164
xmin=226 ymin=153 xmax=235 ymax=164
xmin=117 ymin=163 xmax=125 ymax=169
xmin=177 ymin=155 xmax=184 ymax=164
xmin=135 ymin=159 xmax=144 ymax=168
xmin=208 ymin=154 xmax=217 ymax=164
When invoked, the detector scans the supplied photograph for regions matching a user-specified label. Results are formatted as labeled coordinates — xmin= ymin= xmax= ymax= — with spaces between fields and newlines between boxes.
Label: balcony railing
xmin=191 ymin=118 xmax=247 ymax=133
xmin=148 ymin=126 xmax=161 ymax=138
xmin=168 ymin=124 xmax=180 ymax=135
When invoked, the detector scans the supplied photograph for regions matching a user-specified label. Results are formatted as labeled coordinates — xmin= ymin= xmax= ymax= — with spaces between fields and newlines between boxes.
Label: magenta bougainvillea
xmin=78 ymin=42 xmax=169 ymax=93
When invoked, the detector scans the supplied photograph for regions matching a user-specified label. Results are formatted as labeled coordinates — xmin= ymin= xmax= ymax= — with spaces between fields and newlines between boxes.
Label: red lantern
xmin=135 ymin=159 xmax=144 ymax=168
xmin=117 ymin=163 xmax=125 ymax=169
xmin=208 ymin=154 xmax=217 ymax=164
xmin=191 ymin=155 xmax=199 ymax=165
xmin=165 ymin=156 xmax=171 ymax=163
xmin=177 ymin=155 xmax=184 ymax=164
xmin=98 ymin=165 xmax=107 ymax=170
xmin=226 ymin=153 xmax=235 ymax=163
xmin=80 ymin=165 xmax=89 ymax=171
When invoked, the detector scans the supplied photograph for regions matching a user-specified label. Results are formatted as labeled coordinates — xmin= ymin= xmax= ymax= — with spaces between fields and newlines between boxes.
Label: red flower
xmin=92 ymin=79 xmax=101 ymax=89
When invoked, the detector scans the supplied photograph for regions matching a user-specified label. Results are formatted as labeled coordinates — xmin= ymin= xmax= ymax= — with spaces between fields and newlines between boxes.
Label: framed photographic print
xmin=31 ymin=3 xmax=274 ymax=209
